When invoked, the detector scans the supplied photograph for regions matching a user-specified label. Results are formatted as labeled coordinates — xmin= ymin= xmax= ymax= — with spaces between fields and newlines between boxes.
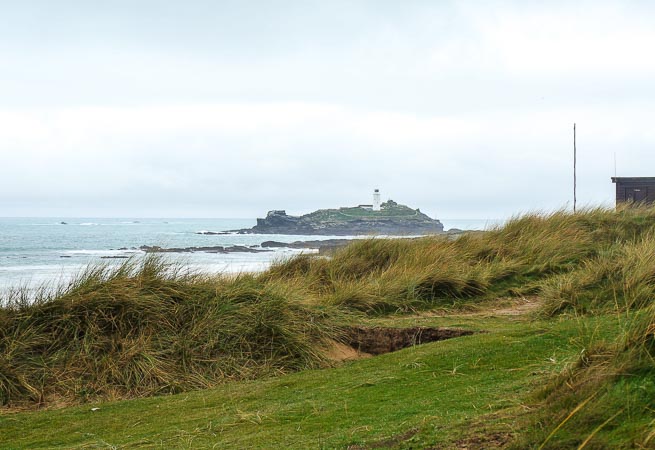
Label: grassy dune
xmin=1 ymin=207 xmax=655 ymax=448
xmin=268 ymin=205 xmax=655 ymax=315
xmin=0 ymin=260 xmax=341 ymax=407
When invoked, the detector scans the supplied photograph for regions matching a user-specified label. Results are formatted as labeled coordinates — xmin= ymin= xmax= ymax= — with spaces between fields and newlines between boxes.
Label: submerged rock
xmin=260 ymin=239 xmax=352 ymax=255
xmin=139 ymin=245 xmax=272 ymax=254
xmin=260 ymin=239 xmax=351 ymax=249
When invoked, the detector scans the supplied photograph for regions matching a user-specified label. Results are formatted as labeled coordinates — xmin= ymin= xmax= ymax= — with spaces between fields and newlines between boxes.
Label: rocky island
xmin=234 ymin=198 xmax=444 ymax=236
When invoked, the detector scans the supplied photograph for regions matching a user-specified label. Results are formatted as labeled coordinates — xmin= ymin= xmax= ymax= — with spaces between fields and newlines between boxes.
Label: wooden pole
xmin=574 ymin=123 xmax=577 ymax=213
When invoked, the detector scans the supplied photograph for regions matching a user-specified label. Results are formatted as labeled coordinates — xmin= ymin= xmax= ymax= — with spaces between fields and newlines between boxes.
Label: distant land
xmin=232 ymin=199 xmax=444 ymax=235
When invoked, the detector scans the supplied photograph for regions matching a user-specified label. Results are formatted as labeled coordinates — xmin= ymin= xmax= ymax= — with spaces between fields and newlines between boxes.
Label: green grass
xmin=0 ymin=313 xmax=593 ymax=449
xmin=510 ymin=303 xmax=655 ymax=449
xmin=305 ymin=201 xmax=422 ymax=221
xmin=3 ymin=206 xmax=655 ymax=448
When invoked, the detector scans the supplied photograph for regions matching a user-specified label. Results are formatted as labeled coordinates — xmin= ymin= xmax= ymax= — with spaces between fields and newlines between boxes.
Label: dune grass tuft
xmin=264 ymin=206 xmax=655 ymax=315
xmin=0 ymin=257 xmax=341 ymax=407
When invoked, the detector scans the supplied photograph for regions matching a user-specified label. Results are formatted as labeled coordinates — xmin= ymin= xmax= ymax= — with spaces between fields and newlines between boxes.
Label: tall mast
xmin=573 ymin=123 xmax=577 ymax=213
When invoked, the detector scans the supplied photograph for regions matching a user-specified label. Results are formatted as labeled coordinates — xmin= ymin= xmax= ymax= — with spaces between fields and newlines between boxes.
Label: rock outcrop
xmin=234 ymin=200 xmax=444 ymax=236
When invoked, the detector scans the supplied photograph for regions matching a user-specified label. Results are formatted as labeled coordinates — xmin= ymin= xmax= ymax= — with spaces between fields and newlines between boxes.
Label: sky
xmin=2 ymin=0 xmax=655 ymax=219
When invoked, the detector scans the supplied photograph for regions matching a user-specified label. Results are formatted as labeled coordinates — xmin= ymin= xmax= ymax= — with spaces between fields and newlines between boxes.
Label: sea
xmin=0 ymin=218 xmax=498 ymax=295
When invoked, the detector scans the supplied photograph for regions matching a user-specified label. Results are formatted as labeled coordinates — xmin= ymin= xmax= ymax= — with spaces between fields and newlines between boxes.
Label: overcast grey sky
xmin=2 ymin=0 xmax=654 ymax=219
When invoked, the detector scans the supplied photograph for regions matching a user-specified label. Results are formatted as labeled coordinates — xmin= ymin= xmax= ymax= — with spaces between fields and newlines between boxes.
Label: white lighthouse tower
xmin=373 ymin=189 xmax=381 ymax=211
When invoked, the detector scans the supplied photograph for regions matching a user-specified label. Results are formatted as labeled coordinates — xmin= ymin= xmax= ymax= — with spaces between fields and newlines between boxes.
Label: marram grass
xmin=0 ymin=257 xmax=342 ymax=407
xmin=2 ymin=206 xmax=655 ymax=449
xmin=268 ymin=205 xmax=655 ymax=315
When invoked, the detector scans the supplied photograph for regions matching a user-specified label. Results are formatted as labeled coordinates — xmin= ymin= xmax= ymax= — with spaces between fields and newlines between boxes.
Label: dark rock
xmin=261 ymin=240 xmax=314 ymax=249
xmin=139 ymin=245 xmax=271 ymax=254
xmin=231 ymin=201 xmax=444 ymax=236
xmin=261 ymin=239 xmax=352 ymax=253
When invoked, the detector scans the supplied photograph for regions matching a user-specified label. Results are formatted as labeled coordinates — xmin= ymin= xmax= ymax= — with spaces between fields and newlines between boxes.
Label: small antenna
xmin=614 ymin=152 xmax=617 ymax=177
xmin=573 ymin=123 xmax=577 ymax=213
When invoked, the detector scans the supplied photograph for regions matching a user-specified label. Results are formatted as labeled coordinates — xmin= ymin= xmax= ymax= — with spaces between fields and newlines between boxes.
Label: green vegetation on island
xmin=305 ymin=200 xmax=423 ymax=220
xmin=2 ymin=207 xmax=655 ymax=448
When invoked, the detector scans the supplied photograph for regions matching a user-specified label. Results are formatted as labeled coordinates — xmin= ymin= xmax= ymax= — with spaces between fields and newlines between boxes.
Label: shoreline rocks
xmin=139 ymin=245 xmax=272 ymax=254
xmin=260 ymin=239 xmax=351 ymax=249
xmin=261 ymin=239 xmax=352 ymax=254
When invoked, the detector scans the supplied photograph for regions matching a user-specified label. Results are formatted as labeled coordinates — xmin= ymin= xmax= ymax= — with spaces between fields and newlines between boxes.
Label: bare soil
xmin=345 ymin=326 xmax=475 ymax=356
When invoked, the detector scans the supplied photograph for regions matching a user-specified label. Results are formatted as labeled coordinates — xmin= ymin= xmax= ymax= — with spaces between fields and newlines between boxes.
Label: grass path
xmin=0 ymin=305 xmax=618 ymax=449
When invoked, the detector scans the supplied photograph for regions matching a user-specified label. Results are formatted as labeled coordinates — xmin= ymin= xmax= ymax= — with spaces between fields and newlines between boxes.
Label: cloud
xmin=2 ymin=99 xmax=654 ymax=217
xmin=1 ymin=1 xmax=655 ymax=218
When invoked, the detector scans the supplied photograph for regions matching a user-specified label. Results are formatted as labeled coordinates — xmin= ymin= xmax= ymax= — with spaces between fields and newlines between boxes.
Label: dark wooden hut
xmin=611 ymin=177 xmax=655 ymax=205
